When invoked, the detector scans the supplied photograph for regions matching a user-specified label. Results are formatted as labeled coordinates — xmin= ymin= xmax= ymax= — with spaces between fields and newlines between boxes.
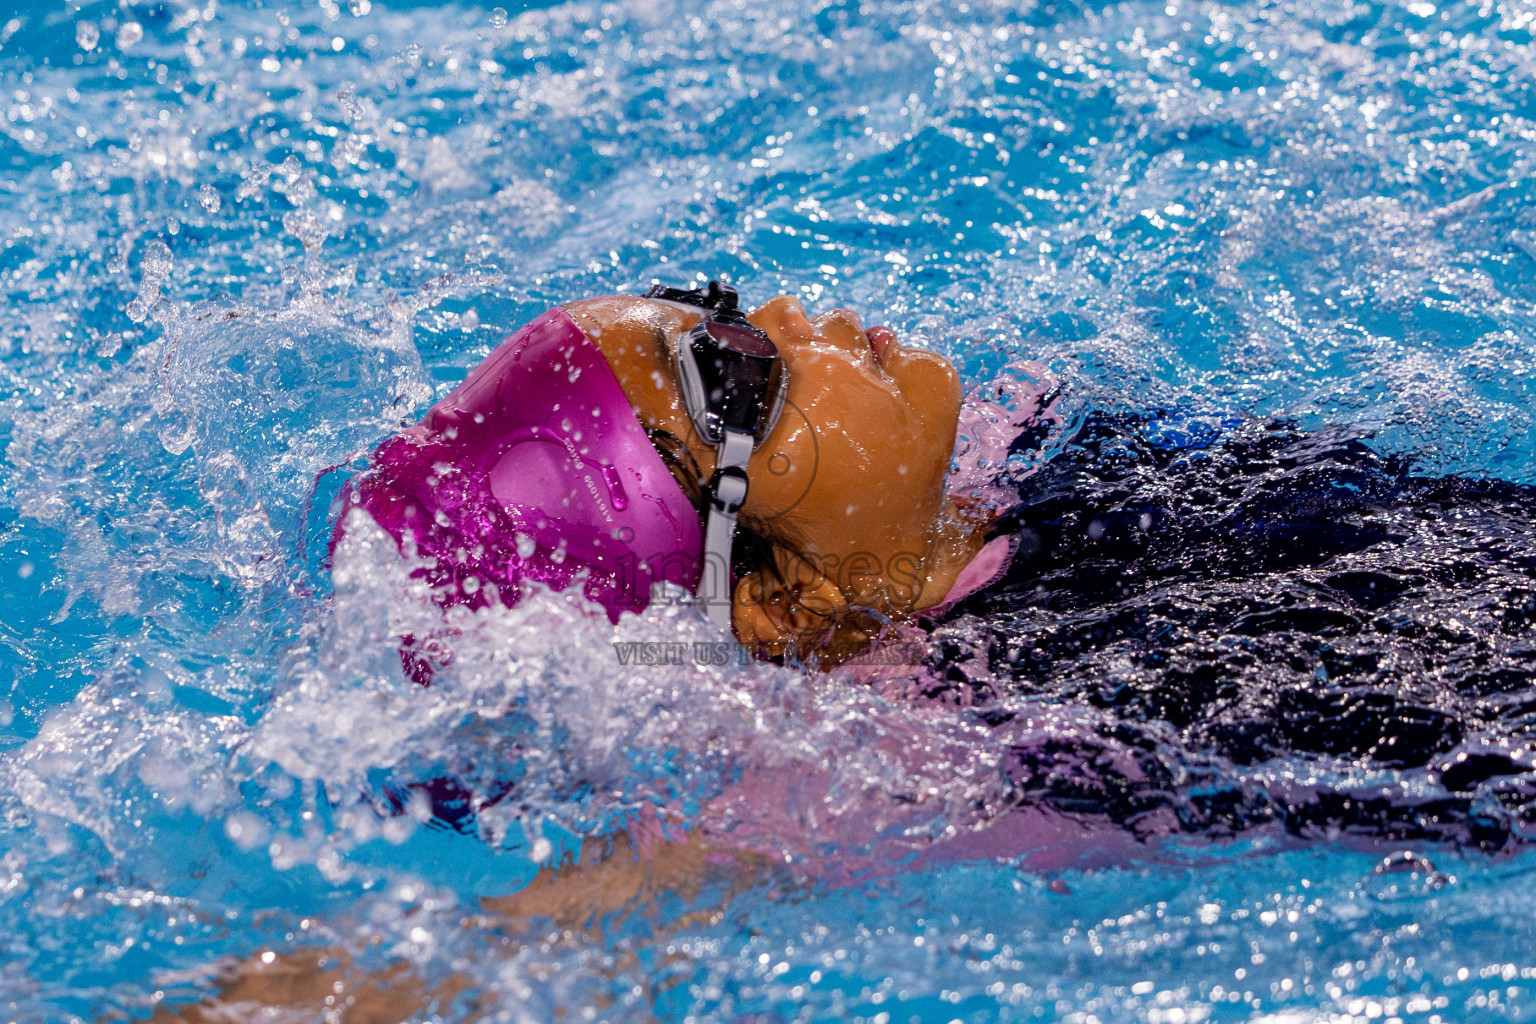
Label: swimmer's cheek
xmin=885 ymin=550 xmax=926 ymax=608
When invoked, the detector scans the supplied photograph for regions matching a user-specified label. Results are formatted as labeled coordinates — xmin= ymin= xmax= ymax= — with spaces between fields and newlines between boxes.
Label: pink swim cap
xmin=335 ymin=307 xmax=704 ymax=622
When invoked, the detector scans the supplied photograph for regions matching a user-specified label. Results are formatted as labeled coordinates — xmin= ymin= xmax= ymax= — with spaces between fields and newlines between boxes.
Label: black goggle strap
xmin=644 ymin=281 xmax=740 ymax=316
xmin=699 ymin=427 xmax=753 ymax=630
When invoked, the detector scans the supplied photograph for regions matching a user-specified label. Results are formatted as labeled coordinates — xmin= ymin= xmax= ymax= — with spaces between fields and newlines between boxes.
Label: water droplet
xmin=515 ymin=534 xmax=536 ymax=559
xmin=115 ymin=21 xmax=144 ymax=49
xmin=157 ymin=410 xmax=196 ymax=455
xmin=282 ymin=209 xmax=328 ymax=252
xmin=460 ymin=308 xmax=480 ymax=332
xmin=142 ymin=241 xmax=175 ymax=276
xmin=235 ymin=162 xmax=271 ymax=202
xmin=338 ymin=88 xmax=364 ymax=121
xmin=489 ymin=7 xmax=508 ymax=28
xmin=199 ymin=184 xmax=222 ymax=213
xmin=282 ymin=174 xmax=317 ymax=207
xmin=348 ymin=0 xmax=371 ymax=15
xmin=75 ymin=21 xmax=100 ymax=51
xmin=126 ymin=240 xmax=173 ymax=323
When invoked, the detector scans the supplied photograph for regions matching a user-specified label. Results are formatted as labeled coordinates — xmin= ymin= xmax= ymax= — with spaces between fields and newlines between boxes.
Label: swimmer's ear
xmin=732 ymin=567 xmax=845 ymax=657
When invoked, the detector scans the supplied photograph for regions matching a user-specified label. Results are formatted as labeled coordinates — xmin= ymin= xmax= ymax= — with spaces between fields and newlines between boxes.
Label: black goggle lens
xmin=690 ymin=320 xmax=783 ymax=441
xmin=702 ymin=319 xmax=777 ymax=359
xmin=652 ymin=280 xmax=789 ymax=447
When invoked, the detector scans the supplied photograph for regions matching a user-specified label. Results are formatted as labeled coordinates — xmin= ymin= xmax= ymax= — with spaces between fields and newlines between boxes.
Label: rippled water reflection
xmin=2 ymin=0 xmax=1535 ymax=1019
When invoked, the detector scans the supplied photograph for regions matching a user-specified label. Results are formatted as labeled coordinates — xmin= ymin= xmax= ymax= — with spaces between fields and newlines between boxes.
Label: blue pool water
xmin=3 ymin=0 xmax=1536 ymax=1019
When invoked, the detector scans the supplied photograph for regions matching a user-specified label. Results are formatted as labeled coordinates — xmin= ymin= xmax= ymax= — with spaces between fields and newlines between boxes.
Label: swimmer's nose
xmin=749 ymin=295 xmax=817 ymax=341
xmin=811 ymin=308 xmax=877 ymax=358
xmin=754 ymin=298 xmax=893 ymax=367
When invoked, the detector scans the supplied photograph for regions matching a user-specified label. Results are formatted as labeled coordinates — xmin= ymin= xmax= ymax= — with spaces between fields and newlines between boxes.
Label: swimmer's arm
xmin=146 ymin=832 xmax=769 ymax=1022
xmin=479 ymin=829 xmax=774 ymax=931
xmin=148 ymin=950 xmax=469 ymax=1024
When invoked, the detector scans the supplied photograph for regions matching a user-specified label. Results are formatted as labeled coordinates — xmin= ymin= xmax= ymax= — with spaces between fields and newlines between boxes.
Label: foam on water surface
xmin=2 ymin=0 xmax=1536 ymax=1019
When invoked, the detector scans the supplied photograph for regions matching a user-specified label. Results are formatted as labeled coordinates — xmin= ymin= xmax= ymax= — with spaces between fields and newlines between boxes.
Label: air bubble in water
xmin=199 ymin=184 xmax=222 ymax=213
xmin=126 ymin=240 xmax=173 ymax=324
xmin=490 ymin=7 xmax=508 ymax=28
xmin=116 ymin=21 xmax=144 ymax=49
xmin=348 ymin=0 xmax=372 ymax=15
xmin=76 ymin=21 xmax=100 ymax=51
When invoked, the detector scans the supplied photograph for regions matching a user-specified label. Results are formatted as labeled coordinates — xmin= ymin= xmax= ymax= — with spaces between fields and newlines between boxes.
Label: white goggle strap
xmin=699 ymin=427 xmax=754 ymax=630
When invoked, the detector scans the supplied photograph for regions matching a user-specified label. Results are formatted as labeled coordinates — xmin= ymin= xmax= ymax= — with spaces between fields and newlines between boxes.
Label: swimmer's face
xmin=737 ymin=294 xmax=963 ymax=589
xmin=567 ymin=293 xmax=968 ymax=650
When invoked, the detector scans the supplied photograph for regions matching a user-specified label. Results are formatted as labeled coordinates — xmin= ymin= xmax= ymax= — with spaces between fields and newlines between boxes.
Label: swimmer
xmin=154 ymin=285 xmax=1035 ymax=1021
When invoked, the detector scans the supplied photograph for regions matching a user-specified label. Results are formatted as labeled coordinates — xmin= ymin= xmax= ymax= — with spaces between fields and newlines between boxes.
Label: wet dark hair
xmin=645 ymin=427 xmax=705 ymax=508
xmin=927 ymin=414 xmax=1536 ymax=854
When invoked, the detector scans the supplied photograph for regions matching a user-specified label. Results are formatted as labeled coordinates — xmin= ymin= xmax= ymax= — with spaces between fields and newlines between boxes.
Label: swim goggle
xmin=643 ymin=281 xmax=788 ymax=628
